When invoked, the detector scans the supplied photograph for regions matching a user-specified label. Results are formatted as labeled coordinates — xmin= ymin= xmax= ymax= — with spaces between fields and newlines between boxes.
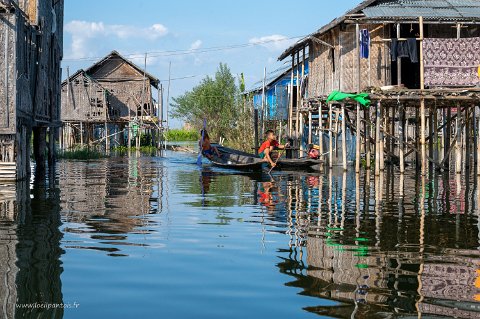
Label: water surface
xmin=0 ymin=151 xmax=479 ymax=318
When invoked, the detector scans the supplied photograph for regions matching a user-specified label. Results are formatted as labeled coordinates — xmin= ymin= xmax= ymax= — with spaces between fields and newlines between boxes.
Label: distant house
xmin=61 ymin=51 xmax=160 ymax=148
xmin=249 ymin=62 xmax=309 ymax=122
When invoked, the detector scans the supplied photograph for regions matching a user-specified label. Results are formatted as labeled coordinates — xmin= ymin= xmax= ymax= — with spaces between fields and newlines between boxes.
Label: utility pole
xmin=166 ymin=61 xmax=172 ymax=131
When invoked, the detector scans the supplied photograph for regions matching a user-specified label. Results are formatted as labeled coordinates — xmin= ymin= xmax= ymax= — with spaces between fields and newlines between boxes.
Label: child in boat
xmin=199 ymin=130 xmax=221 ymax=160
xmin=258 ymin=130 xmax=288 ymax=168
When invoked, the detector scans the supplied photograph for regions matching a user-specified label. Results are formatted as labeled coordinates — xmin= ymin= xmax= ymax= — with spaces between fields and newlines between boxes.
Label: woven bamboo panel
xmin=340 ymin=31 xmax=355 ymax=92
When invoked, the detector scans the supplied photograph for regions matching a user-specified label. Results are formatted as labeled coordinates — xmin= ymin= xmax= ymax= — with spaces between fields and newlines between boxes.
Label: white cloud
xmin=189 ymin=40 xmax=203 ymax=51
xmin=249 ymin=34 xmax=295 ymax=52
xmin=64 ymin=20 xmax=168 ymax=59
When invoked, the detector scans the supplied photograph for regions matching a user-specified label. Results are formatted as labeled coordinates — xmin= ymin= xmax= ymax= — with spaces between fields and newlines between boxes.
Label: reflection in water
xmin=0 ymin=153 xmax=479 ymax=318
xmin=0 ymin=171 xmax=64 ymax=319
xmin=273 ymin=168 xmax=480 ymax=319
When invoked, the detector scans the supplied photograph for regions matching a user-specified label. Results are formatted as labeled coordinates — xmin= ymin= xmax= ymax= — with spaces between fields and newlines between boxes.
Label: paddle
xmin=197 ymin=119 xmax=207 ymax=166
xmin=267 ymin=147 xmax=286 ymax=174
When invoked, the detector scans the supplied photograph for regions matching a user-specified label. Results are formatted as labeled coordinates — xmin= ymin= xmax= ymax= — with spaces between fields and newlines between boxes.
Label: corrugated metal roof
xmin=363 ymin=0 xmax=480 ymax=19
xmin=279 ymin=0 xmax=480 ymax=61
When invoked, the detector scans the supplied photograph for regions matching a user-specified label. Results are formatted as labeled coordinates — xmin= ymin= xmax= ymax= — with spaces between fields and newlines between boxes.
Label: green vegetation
xmin=57 ymin=148 xmax=107 ymax=160
xmin=171 ymin=63 xmax=253 ymax=152
xmin=165 ymin=129 xmax=199 ymax=141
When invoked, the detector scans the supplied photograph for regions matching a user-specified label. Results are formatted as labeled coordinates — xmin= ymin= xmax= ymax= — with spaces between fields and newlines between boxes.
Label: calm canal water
xmin=1 ymin=151 xmax=480 ymax=318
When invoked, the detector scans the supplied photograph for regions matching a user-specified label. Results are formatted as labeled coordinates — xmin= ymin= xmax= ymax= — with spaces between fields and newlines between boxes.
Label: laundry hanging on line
xmin=359 ymin=29 xmax=370 ymax=59
xmin=391 ymin=38 xmax=418 ymax=63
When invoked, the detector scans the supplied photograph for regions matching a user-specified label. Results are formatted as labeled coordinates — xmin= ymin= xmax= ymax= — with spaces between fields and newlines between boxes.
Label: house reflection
xmin=273 ymin=170 xmax=480 ymax=318
xmin=0 ymin=173 xmax=64 ymax=319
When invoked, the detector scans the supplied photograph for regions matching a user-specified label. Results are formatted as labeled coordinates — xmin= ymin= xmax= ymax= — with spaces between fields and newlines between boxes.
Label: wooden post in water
xmin=433 ymin=105 xmax=439 ymax=165
xmin=379 ymin=102 xmax=385 ymax=171
xmin=319 ymin=103 xmax=324 ymax=162
xmin=420 ymin=99 xmax=427 ymax=175
xmin=456 ymin=105 xmax=462 ymax=175
xmin=308 ymin=111 xmax=312 ymax=145
xmin=329 ymin=103 xmax=333 ymax=169
xmin=399 ymin=103 xmax=405 ymax=174
xmin=445 ymin=108 xmax=451 ymax=168
xmin=356 ymin=103 xmax=361 ymax=173
xmin=375 ymin=102 xmax=381 ymax=176
xmin=466 ymin=107 xmax=471 ymax=170
xmin=365 ymin=107 xmax=371 ymax=169
xmin=428 ymin=106 xmax=435 ymax=166
xmin=80 ymin=122 xmax=84 ymax=147
xmin=341 ymin=104 xmax=347 ymax=171
xmin=477 ymin=106 xmax=480 ymax=175
xmin=254 ymin=109 xmax=259 ymax=156
xmin=473 ymin=105 xmax=478 ymax=173
xmin=288 ymin=55 xmax=294 ymax=137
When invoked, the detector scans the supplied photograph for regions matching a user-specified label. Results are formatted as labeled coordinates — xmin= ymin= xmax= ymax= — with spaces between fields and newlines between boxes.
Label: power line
xmin=62 ymin=35 xmax=305 ymax=63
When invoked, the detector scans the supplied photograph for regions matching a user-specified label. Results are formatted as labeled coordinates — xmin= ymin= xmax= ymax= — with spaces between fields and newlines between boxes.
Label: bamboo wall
xmin=61 ymin=72 xmax=108 ymax=122
xmin=308 ymin=24 xmax=390 ymax=98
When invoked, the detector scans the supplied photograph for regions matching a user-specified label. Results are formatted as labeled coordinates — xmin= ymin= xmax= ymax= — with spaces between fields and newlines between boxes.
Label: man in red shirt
xmin=258 ymin=130 xmax=288 ymax=168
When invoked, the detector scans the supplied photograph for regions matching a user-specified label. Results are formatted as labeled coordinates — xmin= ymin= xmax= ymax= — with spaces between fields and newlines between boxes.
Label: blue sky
xmin=63 ymin=0 xmax=360 ymax=128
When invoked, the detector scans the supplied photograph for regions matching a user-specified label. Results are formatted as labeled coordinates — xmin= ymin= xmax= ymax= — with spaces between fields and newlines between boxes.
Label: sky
xmin=63 ymin=0 xmax=360 ymax=128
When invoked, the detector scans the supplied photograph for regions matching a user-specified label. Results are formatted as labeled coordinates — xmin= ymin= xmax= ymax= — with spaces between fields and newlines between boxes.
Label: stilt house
xmin=279 ymin=0 xmax=480 ymax=173
xmin=0 ymin=0 xmax=64 ymax=180
xmin=61 ymin=51 xmax=160 ymax=149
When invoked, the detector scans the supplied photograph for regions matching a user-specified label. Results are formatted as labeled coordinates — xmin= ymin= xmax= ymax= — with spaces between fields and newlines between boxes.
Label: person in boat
xmin=199 ymin=130 xmax=221 ymax=160
xmin=258 ymin=130 xmax=288 ymax=168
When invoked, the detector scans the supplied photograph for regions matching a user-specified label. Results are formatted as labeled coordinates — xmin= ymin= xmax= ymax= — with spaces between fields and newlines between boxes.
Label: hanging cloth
xmin=359 ymin=29 xmax=370 ymax=59
xmin=326 ymin=91 xmax=371 ymax=107
xmin=406 ymin=38 xmax=418 ymax=63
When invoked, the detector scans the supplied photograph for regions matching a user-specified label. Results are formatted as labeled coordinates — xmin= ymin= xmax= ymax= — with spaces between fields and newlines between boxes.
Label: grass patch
xmin=58 ymin=148 xmax=107 ymax=160
xmin=165 ymin=129 xmax=199 ymax=142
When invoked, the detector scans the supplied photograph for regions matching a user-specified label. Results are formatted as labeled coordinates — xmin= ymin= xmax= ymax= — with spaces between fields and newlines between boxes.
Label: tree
xmin=171 ymin=63 xmax=253 ymax=150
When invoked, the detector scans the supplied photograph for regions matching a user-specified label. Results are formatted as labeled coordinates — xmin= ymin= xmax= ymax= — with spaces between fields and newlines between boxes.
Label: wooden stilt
xmin=308 ymin=111 xmax=312 ymax=145
xmin=356 ymin=103 xmax=361 ymax=173
xmin=379 ymin=102 xmax=385 ymax=171
xmin=319 ymin=103 xmax=324 ymax=163
xmin=456 ymin=105 xmax=462 ymax=175
xmin=429 ymin=106 xmax=434 ymax=166
xmin=433 ymin=105 xmax=439 ymax=165
xmin=466 ymin=107 xmax=471 ymax=170
xmin=365 ymin=107 xmax=371 ymax=169
xmin=329 ymin=103 xmax=333 ymax=169
xmin=375 ymin=102 xmax=381 ymax=176
xmin=415 ymin=107 xmax=420 ymax=167
xmin=445 ymin=107 xmax=451 ymax=168
xmin=477 ymin=106 xmax=480 ymax=175
xmin=288 ymin=55 xmax=294 ymax=137
xmin=473 ymin=105 xmax=478 ymax=173
xmin=420 ymin=99 xmax=427 ymax=175
xmin=399 ymin=103 xmax=405 ymax=174
xmin=80 ymin=122 xmax=84 ymax=147
xmin=342 ymin=105 xmax=347 ymax=171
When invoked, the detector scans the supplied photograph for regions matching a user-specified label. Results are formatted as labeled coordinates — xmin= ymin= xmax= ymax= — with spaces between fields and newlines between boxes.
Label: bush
xmin=165 ymin=129 xmax=200 ymax=142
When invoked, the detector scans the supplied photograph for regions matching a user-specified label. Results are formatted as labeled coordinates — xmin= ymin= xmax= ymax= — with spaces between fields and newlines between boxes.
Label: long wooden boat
xmin=209 ymin=153 xmax=265 ymax=170
xmin=214 ymin=145 xmax=323 ymax=170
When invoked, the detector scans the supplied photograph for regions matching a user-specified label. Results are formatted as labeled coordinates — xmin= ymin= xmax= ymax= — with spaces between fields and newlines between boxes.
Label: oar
xmin=268 ymin=148 xmax=286 ymax=174
xmin=197 ymin=119 xmax=207 ymax=166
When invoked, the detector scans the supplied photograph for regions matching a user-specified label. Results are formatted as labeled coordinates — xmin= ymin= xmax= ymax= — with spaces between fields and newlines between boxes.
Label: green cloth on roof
xmin=326 ymin=91 xmax=371 ymax=107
